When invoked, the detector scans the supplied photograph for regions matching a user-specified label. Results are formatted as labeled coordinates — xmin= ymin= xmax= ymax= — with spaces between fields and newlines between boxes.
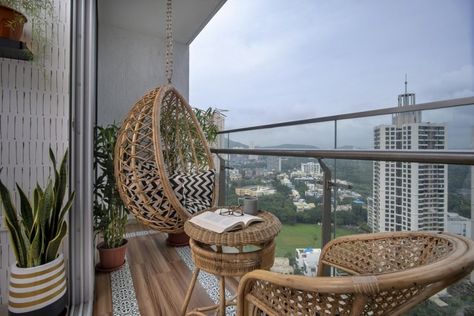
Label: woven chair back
xmin=114 ymin=85 xmax=216 ymax=233
xmin=238 ymin=231 xmax=474 ymax=315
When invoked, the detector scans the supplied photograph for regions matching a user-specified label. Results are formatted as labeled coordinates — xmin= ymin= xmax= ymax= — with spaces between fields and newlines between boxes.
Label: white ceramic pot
xmin=8 ymin=254 xmax=67 ymax=316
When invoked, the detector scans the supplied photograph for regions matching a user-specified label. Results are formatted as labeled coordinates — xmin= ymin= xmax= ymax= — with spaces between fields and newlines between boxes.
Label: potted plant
xmin=0 ymin=0 xmax=55 ymax=59
xmin=94 ymin=124 xmax=128 ymax=271
xmin=0 ymin=149 xmax=75 ymax=316
xmin=0 ymin=5 xmax=26 ymax=41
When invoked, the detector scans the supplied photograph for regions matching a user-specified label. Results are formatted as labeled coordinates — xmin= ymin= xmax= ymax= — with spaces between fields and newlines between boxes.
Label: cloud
xmin=190 ymin=0 xmax=474 ymax=145
xmin=421 ymin=65 xmax=474 ymax=100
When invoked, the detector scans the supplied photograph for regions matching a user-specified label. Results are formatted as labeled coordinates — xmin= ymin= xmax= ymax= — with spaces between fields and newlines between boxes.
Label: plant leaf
xmin=58 ymin=191 xmax=75 ymax=226
xmin=0 ymin=179 xmax=20 ymax=233
xmin=0 ymin=179 xmax=28 ymax=265
xmin=33 ymin=185 xmax=40 ymax=218
xmin=45 ymin=221 xmax=67 ymax=262
xmin=5 ymin=219 xmax=27 ymax=267
xmin=49 ymin=147 xmax=57 ymax=171
xmin=27 ymin=227 xmax=42 ymax=267
xmin=37 ymin=180 xmax=54 ymax=235
xmin=52 ymin=150 xmax=68 ymax=237
xmin=16 ymin=184 xmax=34 ymax=237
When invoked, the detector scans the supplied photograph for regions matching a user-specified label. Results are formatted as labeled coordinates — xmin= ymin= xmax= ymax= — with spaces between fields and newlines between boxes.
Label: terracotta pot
xmin=0 ymin=5 xmax=27 ymax=41
xmin=8 ymin=254 xmax=67 ymax=316
xmin=166 ymin=232 xmax=190 ymax=247
xmin=97 ymin=239 xmax=128 ymax=272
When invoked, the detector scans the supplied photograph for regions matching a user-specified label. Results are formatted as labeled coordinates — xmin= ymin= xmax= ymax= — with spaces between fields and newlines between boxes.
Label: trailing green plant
xmin=0 ymin=0 xmax=56 ymax=60
xmin=0 ymin=149 xmax=75 ymax=268
xmin=94 ymin=124 xmax=128 ymax=249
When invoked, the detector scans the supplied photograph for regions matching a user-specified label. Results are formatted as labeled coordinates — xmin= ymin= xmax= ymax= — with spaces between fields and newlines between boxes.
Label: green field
xmin=275 ymin=224 xmax=357 ymax=257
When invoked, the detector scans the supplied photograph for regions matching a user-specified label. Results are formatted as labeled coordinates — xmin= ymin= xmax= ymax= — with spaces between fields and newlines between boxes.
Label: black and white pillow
xmin=173 ymin=169 xmax=215 ymax=214
xmin=182 ymin=197 xmax=212 ymax=214
xmin=181 ymin=169 xmax=215 ymax=202
xmin=125 ymin=163 xmax=215 ymax=217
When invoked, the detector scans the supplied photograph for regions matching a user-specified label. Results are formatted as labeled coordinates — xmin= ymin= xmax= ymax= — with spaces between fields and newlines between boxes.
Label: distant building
xmin=334 ymin=204 xmax=352 ymax=212
xmin=290 ymin=170 xmax=306 ymax=178
xmin=301 ymin=162 xmax=322 ymax=176
xmin=266 ymin=156 xmax=282 ymax=172
xmin=294 ymin=200 xmax=316 ymax=212
xmin=271 ymin=257 xmax=294 ymax=275
xmin=235 ymin=185 xmax=276 ymax=197
xmin=248 ymin=143 xmax=258 ymax=160
xmin=228 ymin=169 xmax=242 ymax=181
xmin=213 ymin=110 xmax=225 ymax=147
xmin=243 ymin=169 xmax=254 ymax=178
xmin=368 ymin=88 xmax=447 ymax=232
xmin=280 ymin=177 xmax=293 ymax=189
xmin=295 ymin=248 xmax=321 ymax=276
xmin=447 ymin=212 xmax=471 ymax=237
xmin=291 ymin=189 xmax=300 ymax=200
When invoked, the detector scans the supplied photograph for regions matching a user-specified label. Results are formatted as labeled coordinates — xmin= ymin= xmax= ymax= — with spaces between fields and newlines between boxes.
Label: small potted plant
xmin=0 ymin=149 xmax=75 ymax=316
xmin=0 ymin=4 xmax=26 ymax=41
xmin=0 ymin=0 xmax=55 ymax=59
xmin=94 ymin=124 xmax=128 ymax=271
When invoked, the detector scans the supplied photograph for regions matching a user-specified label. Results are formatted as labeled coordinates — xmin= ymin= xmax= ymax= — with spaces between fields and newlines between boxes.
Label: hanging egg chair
xmin=114 ymin=0 xmax=217 ymax=245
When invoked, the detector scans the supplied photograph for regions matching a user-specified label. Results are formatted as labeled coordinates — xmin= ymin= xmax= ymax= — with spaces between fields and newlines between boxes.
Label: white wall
xmin=0 ymin=0 xmax=71 ymax=305
xmin=97 ymin=23 xmax=189 ymax=126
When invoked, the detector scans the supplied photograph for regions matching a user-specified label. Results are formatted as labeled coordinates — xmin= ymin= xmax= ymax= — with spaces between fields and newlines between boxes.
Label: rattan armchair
xmin=237 ymin=231 xmax=474 ymax=316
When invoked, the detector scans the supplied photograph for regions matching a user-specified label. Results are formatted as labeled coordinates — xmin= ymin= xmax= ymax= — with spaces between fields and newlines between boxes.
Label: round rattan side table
xmin=181 ymin=208 xmax=281 ymax=316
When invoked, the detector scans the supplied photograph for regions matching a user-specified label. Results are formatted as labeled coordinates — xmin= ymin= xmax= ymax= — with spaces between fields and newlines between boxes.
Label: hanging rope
xmin=165 ymin=0 xmax=174 ymax=84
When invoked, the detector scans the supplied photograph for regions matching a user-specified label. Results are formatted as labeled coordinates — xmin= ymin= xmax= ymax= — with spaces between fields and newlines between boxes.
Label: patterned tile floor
xmin=110 ymin=230 xmax=235 ymax=316
xmin=111 ymin=259 xmax=140 ymax=316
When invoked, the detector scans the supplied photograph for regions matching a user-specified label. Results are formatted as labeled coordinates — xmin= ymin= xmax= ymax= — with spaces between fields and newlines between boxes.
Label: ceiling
xmin=98 ymin=0 xmax=227 ymax=44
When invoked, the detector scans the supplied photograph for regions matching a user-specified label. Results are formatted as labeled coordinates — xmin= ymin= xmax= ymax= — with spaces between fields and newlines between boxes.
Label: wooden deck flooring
xmin=93 ymin=223 xmax=239 ymax=316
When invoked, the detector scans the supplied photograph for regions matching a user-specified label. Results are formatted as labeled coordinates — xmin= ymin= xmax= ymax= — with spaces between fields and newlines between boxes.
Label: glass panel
xmin=220 ymin=103 xmax=474 ymax=312
xmin=226 ymin=121 xmax=335 ymax=149
xmin=423 ymin=105 xmax=474 ymax=150
xmin=336 ymin=114 xmax=392 ymax=149
xmin=336 ymin=104 xmax=474 ymax=151
xmin=328 ymin=159 xmax=372 ymax=235
xmin=223 ymin=154 xmax=363 ymax=276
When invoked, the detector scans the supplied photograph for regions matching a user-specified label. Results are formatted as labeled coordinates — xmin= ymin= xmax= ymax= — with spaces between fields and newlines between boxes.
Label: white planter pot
xmin=8 ymin=254 xmax=67 ymax=316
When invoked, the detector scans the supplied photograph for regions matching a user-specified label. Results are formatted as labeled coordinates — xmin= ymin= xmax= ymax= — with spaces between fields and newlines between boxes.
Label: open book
xmin=189 ymin=209 xmax=264 ymax=233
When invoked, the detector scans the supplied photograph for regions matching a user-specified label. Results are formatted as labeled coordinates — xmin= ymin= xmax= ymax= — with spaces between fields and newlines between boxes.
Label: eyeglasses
xmin=219 ymin=208 xmax=244 ymax=216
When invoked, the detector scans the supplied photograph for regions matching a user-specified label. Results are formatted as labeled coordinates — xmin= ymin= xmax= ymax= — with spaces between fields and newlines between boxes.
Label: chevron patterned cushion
xmin=182 ymin=169 xmax=215 ymax=201
xmin=123 ymin=162 xmax=186 ymax=219
xmin=125 ymin=163 xmax=214 ymax=217
xmin=178 ymin=169 xmax=215 ymax=214
xmin=182 ymin=197 xmax=212 ymax=214
xmin=168 ymin=173 xmax=184 ymax=201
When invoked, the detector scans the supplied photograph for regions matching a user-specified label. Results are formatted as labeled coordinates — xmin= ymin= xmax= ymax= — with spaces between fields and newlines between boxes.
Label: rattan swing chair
xmin=114 ymin=0 xmax=217 ymax=246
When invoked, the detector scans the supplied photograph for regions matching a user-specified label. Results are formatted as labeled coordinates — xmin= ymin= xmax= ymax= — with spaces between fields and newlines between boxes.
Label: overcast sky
xmin=190 ymin=0 xmax=474 ymax=148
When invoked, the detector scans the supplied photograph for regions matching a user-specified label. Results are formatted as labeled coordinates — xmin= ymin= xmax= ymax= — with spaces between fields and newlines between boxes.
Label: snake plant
xmin=0 ymin=149 xmax=75 ymax=268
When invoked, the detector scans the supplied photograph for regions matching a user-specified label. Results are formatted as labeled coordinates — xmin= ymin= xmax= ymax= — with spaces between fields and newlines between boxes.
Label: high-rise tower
xmin=368 ymin=80 xmax=447 ymax=232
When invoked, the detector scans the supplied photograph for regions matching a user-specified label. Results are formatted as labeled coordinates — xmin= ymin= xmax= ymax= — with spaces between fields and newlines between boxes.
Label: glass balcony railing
xmin=212 ymin=96 xmax=474 ymax=314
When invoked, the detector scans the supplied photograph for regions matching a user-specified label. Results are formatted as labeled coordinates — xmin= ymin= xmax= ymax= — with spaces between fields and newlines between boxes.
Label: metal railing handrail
xmin=211 ymin=148 xmax=474 ymax=166
xmin=217 ymin=96 xmax=474 ymax=134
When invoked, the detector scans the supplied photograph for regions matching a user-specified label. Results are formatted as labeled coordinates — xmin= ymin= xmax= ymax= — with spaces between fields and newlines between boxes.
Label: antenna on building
xmin=405 ymin=73 xmax=408 ymax=95
xmin=395 ymin=74 xmax=419 ymax=125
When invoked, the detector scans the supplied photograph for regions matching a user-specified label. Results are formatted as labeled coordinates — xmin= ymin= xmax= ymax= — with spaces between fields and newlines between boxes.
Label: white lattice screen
xmin=0 ymin=0 xmax=70 ymax=305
